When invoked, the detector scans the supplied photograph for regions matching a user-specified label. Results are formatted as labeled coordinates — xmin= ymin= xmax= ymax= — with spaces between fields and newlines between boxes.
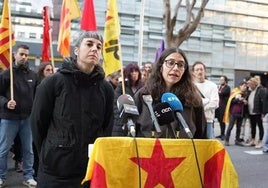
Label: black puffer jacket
xmin=30 ymin=58 xmax=114 ymax=187
xmin=249 ymin=85 xmax=266 ymax=114
xmin=0 ymin=63 xmax=38 ymax=119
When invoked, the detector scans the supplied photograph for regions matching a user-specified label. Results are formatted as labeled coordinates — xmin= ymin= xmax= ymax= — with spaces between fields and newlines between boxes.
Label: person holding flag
xmin=0 ymin=44 xmax=38 ymax=187
xmin=30 ymin=31 xmax=114 ymax=187
xmin=223 ymin=81 xmax=248 ymax=146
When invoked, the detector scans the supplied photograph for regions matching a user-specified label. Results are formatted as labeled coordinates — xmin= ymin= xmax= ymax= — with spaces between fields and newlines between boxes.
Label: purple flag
xmin=154 ymin=40 xmax=165 ymax=62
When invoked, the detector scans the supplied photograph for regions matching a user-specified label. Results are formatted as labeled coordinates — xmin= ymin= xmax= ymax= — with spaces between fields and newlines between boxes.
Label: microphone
xmin=154 ymin=102 xmax=178 ymax=138
xmin=117 ymin=94 xmax=139 ymax=137
xmin=161 ymin=93 xmax=193 ymax=139
xmin=142 ymin=95 xmax=161 ymax=133
xmin=153 ymin=102 xmax=174 ymax=126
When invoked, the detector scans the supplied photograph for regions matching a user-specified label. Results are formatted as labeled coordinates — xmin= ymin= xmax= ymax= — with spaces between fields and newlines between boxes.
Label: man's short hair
xmin=15 ymin=44 xmax=29 ymax=52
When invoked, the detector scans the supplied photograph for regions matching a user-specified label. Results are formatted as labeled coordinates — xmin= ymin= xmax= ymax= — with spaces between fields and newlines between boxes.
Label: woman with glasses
xmin=134 ymin=48 xmax=207 ymax=138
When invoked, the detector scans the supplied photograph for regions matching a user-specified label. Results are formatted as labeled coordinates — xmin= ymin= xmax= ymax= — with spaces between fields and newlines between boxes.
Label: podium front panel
xmin=83 ymin=137 xmax=238 ymax=188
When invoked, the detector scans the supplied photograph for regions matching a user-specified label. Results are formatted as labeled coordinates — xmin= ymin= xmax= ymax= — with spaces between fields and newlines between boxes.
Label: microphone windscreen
xmin=142 ymin=95 xmax=153 ymax=103
xmin=123 ymin=104 xmax=139 ymax=116
xmin=153 ymin=102 xmax=174 ymax=125
xmin=117 ymin=94 xmax=135 ymax=111
xmin=161 ymin=92 xmax=183 ymax=111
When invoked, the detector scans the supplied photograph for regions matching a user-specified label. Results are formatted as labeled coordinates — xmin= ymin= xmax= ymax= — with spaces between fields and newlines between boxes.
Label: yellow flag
xmin=0 ymin=0 xmax=15 ymax=69
xmin=83 ymin=138 xmax=239 ymax=188
xmin=57 ymin=0 xmax=80 ymax=57
xmin=103 ymin=0 xmax=122 ymax=77
xmin=223 ymin=87 xmax=241 ymax=123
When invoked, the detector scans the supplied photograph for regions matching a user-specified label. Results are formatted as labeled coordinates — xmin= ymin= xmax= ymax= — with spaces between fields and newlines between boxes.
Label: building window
xmin=17 ymin=32 xmax=25 ymax=38
xmin=29 ymin=33 xmax=36 ymax=39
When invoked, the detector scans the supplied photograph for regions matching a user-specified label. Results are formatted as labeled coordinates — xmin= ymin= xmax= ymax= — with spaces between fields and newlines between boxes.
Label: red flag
xmin=80 ymin=0 xmax=97 ymax=31
xmin=42 ymin=6 xmax=50 ymax=62
xmin=0 ymin=0 xmax=15 ymax=70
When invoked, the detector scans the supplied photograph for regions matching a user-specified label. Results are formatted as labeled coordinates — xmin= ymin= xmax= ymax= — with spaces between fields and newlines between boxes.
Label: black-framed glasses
xmin=164 ymin=59 xmax=186 ymax=70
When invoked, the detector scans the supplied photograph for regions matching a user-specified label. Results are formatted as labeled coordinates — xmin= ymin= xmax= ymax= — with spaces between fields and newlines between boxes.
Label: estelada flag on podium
xmin=83 ymin=138 xmax=238 ymax=188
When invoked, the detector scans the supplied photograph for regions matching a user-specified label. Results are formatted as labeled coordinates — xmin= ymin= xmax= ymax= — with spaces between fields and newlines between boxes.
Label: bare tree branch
xmin=171 ymin=0 xmax=182 ymax=30
xmin=163 ymin=0 xmax=172 ymax=42
xmin=163 ymin=0 xmax=209 ymax=48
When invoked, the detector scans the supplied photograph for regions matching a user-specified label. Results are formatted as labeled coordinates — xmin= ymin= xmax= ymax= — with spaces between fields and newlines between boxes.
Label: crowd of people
xmin=0 ymin=31 xmax=268 ymax=187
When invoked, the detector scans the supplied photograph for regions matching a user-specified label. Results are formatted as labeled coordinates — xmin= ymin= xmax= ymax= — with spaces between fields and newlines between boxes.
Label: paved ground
xmin=3 ymin=118 xmax=268 ymax=187
xmin=5 ymin=152 xmax=24 ymax=187
xmin=216 ymin=117 xmax=268 ymax=188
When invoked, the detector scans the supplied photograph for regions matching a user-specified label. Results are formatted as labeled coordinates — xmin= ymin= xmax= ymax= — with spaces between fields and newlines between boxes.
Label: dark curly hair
xmin=123 ymin=63 xmax=142 ymax=87
xmin=143 ymin=48 xmax=202 ymax=107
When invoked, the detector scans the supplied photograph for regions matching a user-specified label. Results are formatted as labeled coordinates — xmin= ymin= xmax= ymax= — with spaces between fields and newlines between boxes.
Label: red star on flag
xmin=130 ymin=139 xmax=186 ymax=188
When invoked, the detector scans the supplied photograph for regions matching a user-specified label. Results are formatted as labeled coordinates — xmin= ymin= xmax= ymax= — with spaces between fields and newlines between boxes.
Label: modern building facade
xmin=1 ymin=0 xmax=268 ymax=87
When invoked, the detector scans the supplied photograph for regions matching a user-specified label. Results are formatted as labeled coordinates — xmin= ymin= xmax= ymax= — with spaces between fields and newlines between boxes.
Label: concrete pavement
xmin=216 ymin=118 xmax=268 ymax=188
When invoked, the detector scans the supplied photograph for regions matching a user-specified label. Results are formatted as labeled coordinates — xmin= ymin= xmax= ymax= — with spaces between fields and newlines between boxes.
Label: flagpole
xmin=119 ymin=47 xmax=125 ymax=94
xmin=116 ymin=3 xmax=125 ymax=95
xmin=138 ymin=0 xmax=145 ymax=68
xmin=8 ymin=0 xmax=14 ymax=100
xmin=46 ymin=6 xmax=55 ymax=72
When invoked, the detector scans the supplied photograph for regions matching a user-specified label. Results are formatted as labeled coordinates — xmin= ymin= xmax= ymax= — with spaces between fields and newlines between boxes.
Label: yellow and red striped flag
xmin=0 ymin=0 xmax=15 ymax=70
xmin=57 ymin=0 xmax=80 ymax=57
xmin=103 ymin=0 xmax=122 ymax=77
xmin=83 ymin=138 xmax=239 ymax=188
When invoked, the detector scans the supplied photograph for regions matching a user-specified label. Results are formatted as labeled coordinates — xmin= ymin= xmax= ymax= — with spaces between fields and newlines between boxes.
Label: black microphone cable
xmin=189 ymin=138 xmax=204 ymax=188
xmin=161 ymin=92 xmax=204 ymax=187
xmin=132 ymin=136 xmax=142 ymax=188
xmin=176 ymin=118 xmax=203 ymax=187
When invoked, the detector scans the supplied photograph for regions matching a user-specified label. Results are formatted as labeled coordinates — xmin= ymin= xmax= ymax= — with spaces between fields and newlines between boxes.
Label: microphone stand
xmin=166 ymin=124 xmax=178 ymax=139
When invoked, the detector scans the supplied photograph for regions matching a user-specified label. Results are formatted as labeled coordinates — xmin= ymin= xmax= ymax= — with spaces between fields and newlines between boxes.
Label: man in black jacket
xmin=30 ymin=31 xmax=114 ymax=188
xmin=0 ymin=44 xmax=38 ymax=187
